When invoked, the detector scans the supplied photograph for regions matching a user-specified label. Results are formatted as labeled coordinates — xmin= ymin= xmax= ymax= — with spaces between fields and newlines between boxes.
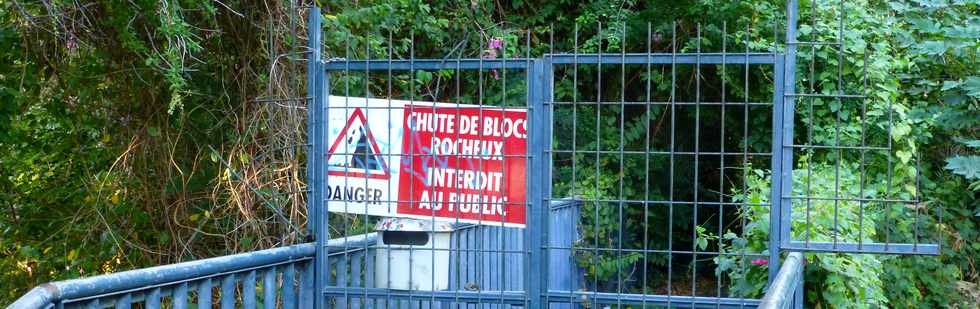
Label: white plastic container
xmin=374 ymin=218 xmax=453 ymax=290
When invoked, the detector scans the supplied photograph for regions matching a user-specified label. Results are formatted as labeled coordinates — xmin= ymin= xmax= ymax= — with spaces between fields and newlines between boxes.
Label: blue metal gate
xmin=307 ymin=0 xmax=939 ymax=307
xmin=306 ymin=4 xmax=793 ymax=308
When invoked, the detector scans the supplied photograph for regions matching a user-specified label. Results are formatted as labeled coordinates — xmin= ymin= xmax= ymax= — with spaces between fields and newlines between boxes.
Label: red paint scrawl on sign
xmin=396 ymin=105 xmax=527 ymax=226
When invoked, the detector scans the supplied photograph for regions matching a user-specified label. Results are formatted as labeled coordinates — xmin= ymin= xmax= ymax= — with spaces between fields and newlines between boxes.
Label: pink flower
xmin=751 ymin=258 xmax=769 ymax=266
xmin=481 ymin=39 xmax=502 ymax=80
xmin=488 ymin=37 xmax=503 ymax=49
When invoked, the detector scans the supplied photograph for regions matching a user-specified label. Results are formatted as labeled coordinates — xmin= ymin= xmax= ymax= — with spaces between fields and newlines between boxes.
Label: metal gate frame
xmin=776 ymin=0 xmax=939 ymax=256
xmin=306 ymin=6 xmax=788 ymax=306
xmin=306 ymin=1 xmax=936 ymax=307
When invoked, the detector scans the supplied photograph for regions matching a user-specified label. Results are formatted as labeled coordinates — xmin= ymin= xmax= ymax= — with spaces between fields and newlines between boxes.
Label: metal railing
xmin=7 ymin=235 xmax=374 ymax=309
xmin=7 ymin=203 xmax=582 ymax=309
xmin=758 ymin=252 xmax=805 ymax=309
xmin=322 ymin=200 xmax=586 ymax=308
xmin=8 ymin=201 xmax=591 ymax=309
xmin=7 ymin=196 xmax=804 ymax=309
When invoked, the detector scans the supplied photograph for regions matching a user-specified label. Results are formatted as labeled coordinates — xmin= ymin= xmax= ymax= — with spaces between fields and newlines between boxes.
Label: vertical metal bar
xmin=525 ymin=39 xmax=542 ymax=309
xmin=384 ymin=29 xmax=394 ymax=309
xmin=174 ymin=282 xmax=188 ymax=309
xmin=543 ymin=30 xmax=555 ymax=309
xmin=914 ymin=154 xmax=923 ymax=252
xmin=351 ymin=251 xmax=362 ymax=309
xmin=244 ymin=271 xmax=257 ymax=309
xmin=770 ymin=15 xmax=784 ymax=298
xmin=114 ymin=293 xmax=131 ymax=309
xmin=350 ymin=251 xmax=365 ymax=298
xmin=718 ymin=21 xmax=728 ymax=307
xmin=451 ymin=25 xmax=464 ymax=309
xmin=593 ymin=21 xmax=602 ymax=309
xmin=570 ymin=24 xmax=580 ymax=308
xmin=283 ymin=264 xmax=296 ymax=309
xmin=740 ymin=22 xmax=752 ymax=307
xmin=805 ymin=0 xmax=816 ymax=248
xmin=358 ymin=24 xmax=371 ymax=309
xmin=341 ymin=29 xmax=352 ymax=308
xmin=147 ymin=288 xmax=161 ymax=309
xmin=365 ymin=249 xmax=375 ymax=308
xmin=858 ymin=48 xmax=868 ymax=251
xmin=831 ymin=0 xmax=845 ymax=251
xmin=405 ymin=28 xmax=414 ymax=307
xmin=301 ymin=260 xmax=314 ymax=309
xmin=770 ymin=54 xmax=787 ymax=289
xmin=306 ymin=6 xmax=326 ymax=309
xmin=513 ymin=29 xmax=528 ymax=307
xmin=667 ymin=21 xmax=677 ymax=307
xmin=337 ymin=254 xmax=348 ymax=308
xmin=781 ymin=0 xmax=799 ymax=250
xmin=776 ymin=0 xmax=800 ymax=296
xmin=305 ymin=5 xmax=320 ymax=239
xmin=692 ymin=24 xmax=702 ymax=303
xmin=767 ymin=2 xmax=783 ymax=292
xmin=617 ymin=22 xmax=626 ymax=307
xmin=475 ymin=32 xmax=485 ymax=308
xmin=545 ymin=23 xmax=555 ymax=307
xmin=264 ymin=267 xmax=277 ymax=309
xmin=642 ymin=21 xmax=651 ymax=309
xmin=199 ymin=278 xmax=213 ymax=309
xmin=221 ymin=274 xmax=236 ymax=309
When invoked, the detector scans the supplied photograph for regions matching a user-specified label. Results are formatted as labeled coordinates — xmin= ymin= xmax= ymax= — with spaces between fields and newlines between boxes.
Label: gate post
xmin=306 ymin=6 xmax=328 ymax=309
xmin=526 ymin=58 xmax=552 ymax=308
xmin=767 ymin=0 xmax=799 ymax=298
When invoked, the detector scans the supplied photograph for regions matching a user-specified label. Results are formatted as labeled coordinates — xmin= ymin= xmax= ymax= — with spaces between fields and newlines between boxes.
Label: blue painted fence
xmin=8 ymin=243 xmax=317 ymax=309
xmin=320 ymin=199 xmax=582 ymax=309
xmin=7 ymin=198 xmax=796 ymax=309
xmin=7 ymin=201 xmax=583 ymax=309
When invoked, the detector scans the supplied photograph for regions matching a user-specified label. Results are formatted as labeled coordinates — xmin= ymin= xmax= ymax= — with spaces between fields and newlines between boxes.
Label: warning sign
xmin=324 ymin=96 xmax=528 ymax=227
xmin=326 ymin=108 xmax=391 ymax=180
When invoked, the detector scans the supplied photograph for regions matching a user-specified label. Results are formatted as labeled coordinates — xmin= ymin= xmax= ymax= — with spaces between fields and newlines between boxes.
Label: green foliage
xmin=880 ymin=1 xmax=980 ymax=307
xmin=1 ymin=0 xmax=312 ymax=302
xmin=945 ymin=155 xmax=980 ymax=180
xmin=0 ymin=0 xmax=977 ymax=307
xmin=710 ymin=168 xmax=771 ymax=297
xmin=884 ymin=172 xmax=979 ymax=307
xmin=717 ymin=160 xmax=888 ymax=307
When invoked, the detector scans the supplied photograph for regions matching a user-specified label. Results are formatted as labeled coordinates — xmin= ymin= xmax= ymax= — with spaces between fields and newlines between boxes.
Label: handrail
xmin=758 ymin=252 xmax=805 ymax=309
xmin=8 ymin=234 xmax=377 ymax=309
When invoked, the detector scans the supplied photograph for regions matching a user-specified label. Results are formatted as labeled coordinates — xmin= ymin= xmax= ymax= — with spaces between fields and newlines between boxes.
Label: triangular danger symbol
xmin=326 ymin=108 xmax=391 ymax=179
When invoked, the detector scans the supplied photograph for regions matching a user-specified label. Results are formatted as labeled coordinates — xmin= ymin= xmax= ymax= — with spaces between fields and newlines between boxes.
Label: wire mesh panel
xmin=307 ymin=6 xmax=546 ymax=308
xmin=307 ymin=7 xmax=784 ymax=309
xmin=778 ymin=0 xmax=941 ymax=255
xmin=545 ymin=21 xmax=782 ymax=308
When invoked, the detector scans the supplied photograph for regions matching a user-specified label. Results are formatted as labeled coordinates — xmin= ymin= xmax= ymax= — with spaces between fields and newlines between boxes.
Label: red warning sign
xmin=323 ymin=96 xmax=528 ymax=227
xmin=396 ymin=105 xmax=527 ymax=226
